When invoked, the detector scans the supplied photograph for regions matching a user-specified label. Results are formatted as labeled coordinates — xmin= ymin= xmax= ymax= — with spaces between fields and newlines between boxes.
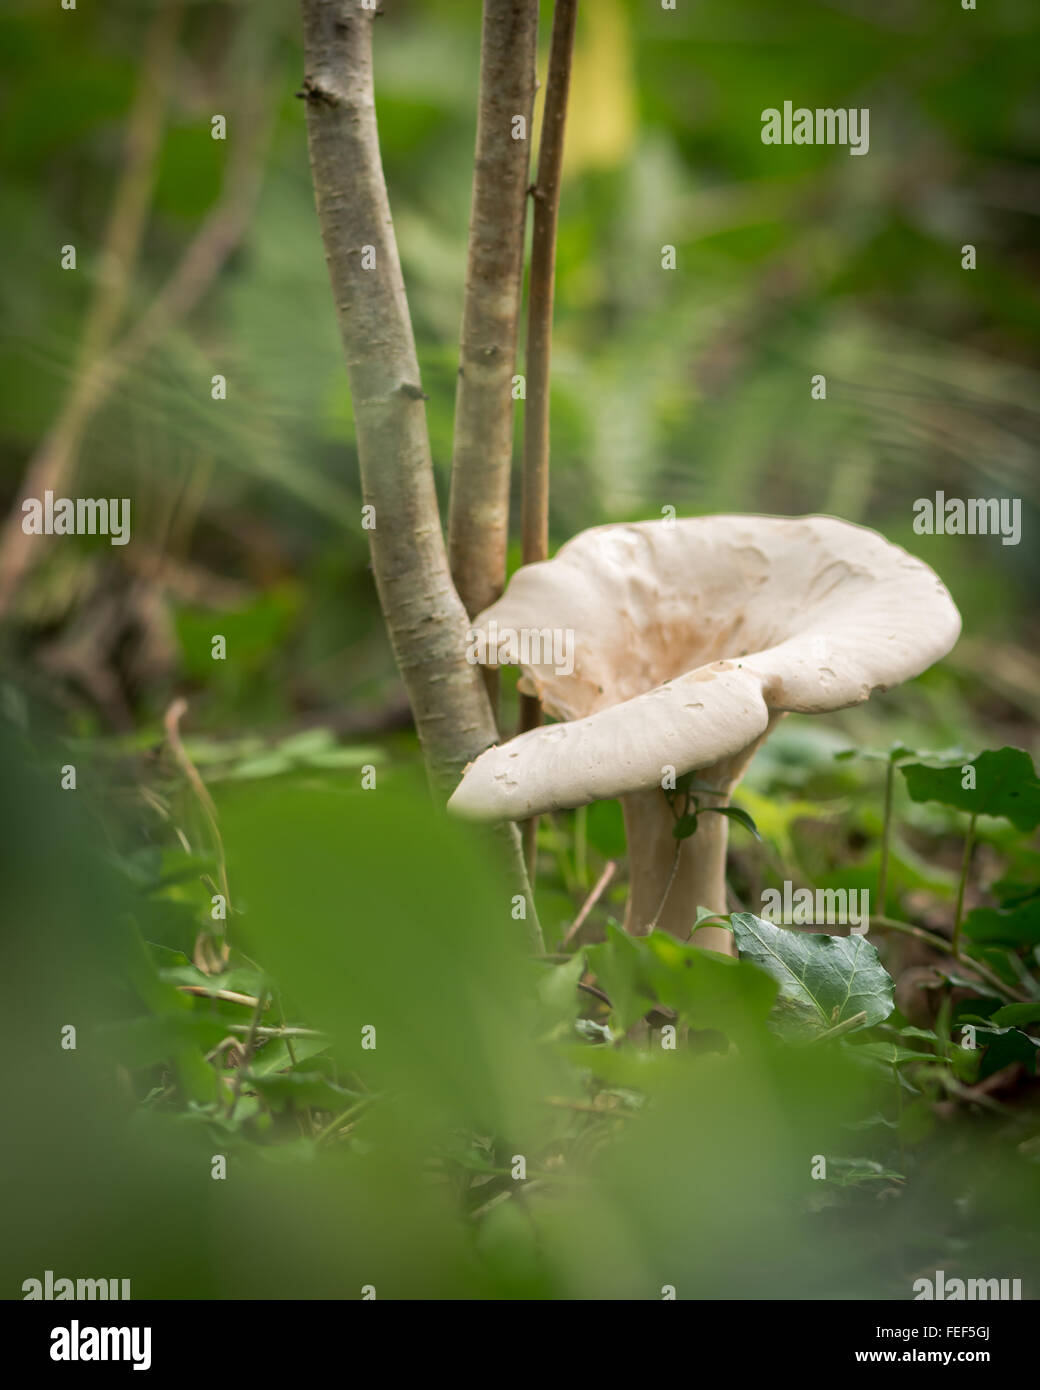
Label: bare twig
xmin=163 ymin=697 xmax=232 ymax=925
xmin=521 ymin=0 xmax=577 ymax=573
xmin=177 ymin=986 xmax=262 ymax=1009
xmin=518 ymin=0 xmax=578 ymax=871
xmin=562 ymin=859 xmax=617 ymax=947
xmin=448 ymin=0 xmax=539 ymax=624
xmin=226 ymin=1024 xmax=326 ymax=1040
xmin=299 ymin=1 xmax=505 ymax=792
xmin=650 ymin=844 xmax=683 ymax=934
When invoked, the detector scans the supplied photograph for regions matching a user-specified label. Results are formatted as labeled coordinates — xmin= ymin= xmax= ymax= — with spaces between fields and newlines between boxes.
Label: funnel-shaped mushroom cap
xmin=449 ymin=515 xmax=961 ymax=821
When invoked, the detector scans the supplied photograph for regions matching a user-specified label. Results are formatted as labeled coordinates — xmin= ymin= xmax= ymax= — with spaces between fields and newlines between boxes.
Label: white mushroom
xmin=448 ymin=515 xmax=962 ymax=954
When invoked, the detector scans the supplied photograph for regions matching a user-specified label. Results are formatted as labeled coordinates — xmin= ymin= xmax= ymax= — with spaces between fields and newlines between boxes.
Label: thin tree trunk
xmin=518 ymin=0 xmax=579 ymax=870
xmin=299 ymin=0 xmax=542 ymax=946
xmin=448 ymin=0 xmax=538 ymax=625
xmin=299 ymin=0 xmax=494 ymax=790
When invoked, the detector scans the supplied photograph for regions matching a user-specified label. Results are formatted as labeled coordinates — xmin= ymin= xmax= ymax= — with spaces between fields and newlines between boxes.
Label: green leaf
xmin=700 ymin=804 xmax=762 ymax=840
xmin=302 ymin=747 xmax=382 ymax=770
xmin=973 ymin=1026 xmax=1040 ymax=1080
xmin=993 ymin=852 xmax=1040 ymax=907
xmin=640 ymin=929 xmax=777 ymax=1037
xmin=835 ymin=744 xmax=922 ymax=764
xmin=823 ymin=1156 xmax=906 ymax=1186
xmin=584 ymin=922 xmax=776 ymax=1038
xmin=897 ymin=1025 xmax=940 ymax=1042
xmin=692 ymin=905 xmax=727 ymax=931
xmin=226 ymin=754 xmax=295 ymax=780
xmin=250 ymin=1035 xmax=330 ymax=1075
xmin=217 ymin=769 xmax=557 ymax=1139
xmin=247 ymin=1071 xmax=361 ymax=1113
xmin=536 ymin=951 xmax=585 ymax=1021
xmin=584 ymin=923 xmax=658 ymax=1032
xmin=154 ymin=849 xmax=218 ymax=889
xmin=672 ymin=811 xmax=700 ymax=840
xmin=853 ymin=1041 xmax=937 ymax=1067
xmin=991 ymin=1003 xmax=1040 ymax=1028
xmin=961 ymin=899 xmax=1040 ymax=947
xmin=901 ymin=747 xmax=1040 ymax=831
xmin=273 ymin=729 xmax=337 ymax=758
xmin=731 ymin=914 xmax=894 ymax=1039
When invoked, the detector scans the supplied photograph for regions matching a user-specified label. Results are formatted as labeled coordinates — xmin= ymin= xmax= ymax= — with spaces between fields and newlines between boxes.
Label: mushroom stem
xmin=621 ymin=789 xmax=735 ymax=954
xmin=619 ymin=725 xmax=782 ymax=955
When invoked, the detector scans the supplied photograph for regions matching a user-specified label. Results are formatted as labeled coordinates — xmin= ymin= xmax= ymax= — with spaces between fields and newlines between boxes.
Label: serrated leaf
xmin=731 ymin=914 xmax=894 ymax=1039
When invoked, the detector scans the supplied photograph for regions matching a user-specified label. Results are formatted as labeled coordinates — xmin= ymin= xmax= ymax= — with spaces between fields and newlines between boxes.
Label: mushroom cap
xmin=448 ymin=515 xmax=961 ymax=822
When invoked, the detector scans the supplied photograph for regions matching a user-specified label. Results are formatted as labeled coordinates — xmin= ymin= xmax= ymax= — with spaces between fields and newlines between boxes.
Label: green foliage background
xmin=0 ymin=0 xmax=1038 ymax=1299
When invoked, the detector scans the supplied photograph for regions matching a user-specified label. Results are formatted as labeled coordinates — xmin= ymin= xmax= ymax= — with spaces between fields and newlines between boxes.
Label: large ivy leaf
xmin=730 ymin=914 xmax=893 ymax=1039
xmin=901 ymin=747 xmax=1040 ymax=831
